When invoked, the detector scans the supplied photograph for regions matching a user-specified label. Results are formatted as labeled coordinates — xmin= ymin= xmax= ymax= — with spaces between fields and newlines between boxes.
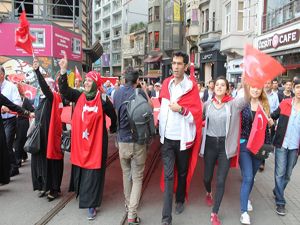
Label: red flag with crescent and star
xmin=75 ymin=66 xmax=82 ymax=81
xmin=70 ymin=91 xmax=104 ymax=169
xmin=15 ymin=10 xmax=36 ymax=55
xmin=243 ymin=44 xmax=285 ymax=88
xmin=159 ymin=75 xmax=202 ymax=200
xmin=247 ymin=104 xmax=268 ymax=154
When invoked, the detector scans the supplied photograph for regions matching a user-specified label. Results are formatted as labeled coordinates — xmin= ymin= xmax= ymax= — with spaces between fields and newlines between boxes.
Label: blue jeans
xmin=274 ymin=147 xmax=298 ymax=206
xmin=239 ymin=141 xmax=262 ymax=213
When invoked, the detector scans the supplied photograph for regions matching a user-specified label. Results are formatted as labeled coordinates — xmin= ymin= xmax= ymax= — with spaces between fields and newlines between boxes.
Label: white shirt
xmin=1 ymin=80 xmax=22 ymax=119
xmin=267 ymin=91 xmax=279 ymax=113
xmin=164 ymin=76 xmax=187 ymax=140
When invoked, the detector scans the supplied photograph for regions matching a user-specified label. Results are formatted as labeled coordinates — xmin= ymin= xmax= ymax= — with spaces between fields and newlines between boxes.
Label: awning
xmin=141 ymin=74 xmax=161 ymax=78
xmin=83 ymin=40 xmax=103 ymax=63
xmin=144 ymin=53 xmax=163 ymax=63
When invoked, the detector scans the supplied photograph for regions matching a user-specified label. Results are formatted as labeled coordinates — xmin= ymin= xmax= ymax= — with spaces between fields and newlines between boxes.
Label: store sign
xmin=258 ymin=29 xmax=299 ymax=50
xmin=254 ymin=23 xmax=300 ymax=53
xmin=200 ymin=50 xmax=218 ymax=63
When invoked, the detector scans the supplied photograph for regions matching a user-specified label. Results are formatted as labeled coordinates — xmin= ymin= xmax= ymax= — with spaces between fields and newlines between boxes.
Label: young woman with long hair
xmin=239 ymin=87 xmax=273 ymax=224
xmin=200 ymin=76 xmax=250 ymax=225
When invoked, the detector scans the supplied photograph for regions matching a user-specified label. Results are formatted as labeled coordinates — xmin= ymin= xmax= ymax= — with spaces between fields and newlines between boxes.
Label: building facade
xmin=146 ymin=0 xmax=186 ymax=81
xmin=0 ymin=0 xmax=96 ymax=72
xmin=220 ymin=0 xmax=260 ymax=83
xmin=93 ymin=0 xmax=147 ymax=76
xmin=254 ymin=0 xmax=300 ymax=81
xmin=122 ymin=28 xmax=147 ymax=75
xmin=185 ymin=0 xmax=201 ymax=79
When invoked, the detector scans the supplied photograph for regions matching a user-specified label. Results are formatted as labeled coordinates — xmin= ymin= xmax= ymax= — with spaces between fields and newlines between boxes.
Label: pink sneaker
xmin=211 ymin=213 xmax=221 ymax=225
xmin=205 ymin=193 xmax=213 ymax=207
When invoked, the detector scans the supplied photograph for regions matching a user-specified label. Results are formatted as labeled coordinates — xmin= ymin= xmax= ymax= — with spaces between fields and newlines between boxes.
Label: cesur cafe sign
xmin=258 ymin=29 xmax=299 ymax=51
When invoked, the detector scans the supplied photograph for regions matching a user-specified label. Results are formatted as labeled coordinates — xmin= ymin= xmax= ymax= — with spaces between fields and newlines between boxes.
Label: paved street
xmin=0 ymin=136 xmax=300 ymax=225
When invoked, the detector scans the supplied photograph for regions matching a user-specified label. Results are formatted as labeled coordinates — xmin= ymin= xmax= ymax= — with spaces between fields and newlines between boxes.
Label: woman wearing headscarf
xmin=31 ymin=59 xmax=64 ymax=201
xmin=58 ymin=53 xmax=117 ymax=220
xmin=0 ymin=93 xmax=33 ymax=185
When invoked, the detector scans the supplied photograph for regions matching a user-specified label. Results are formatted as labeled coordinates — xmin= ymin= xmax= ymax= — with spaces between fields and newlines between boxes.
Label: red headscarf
xmin=85 ymin=71 xmax=102 ymax=88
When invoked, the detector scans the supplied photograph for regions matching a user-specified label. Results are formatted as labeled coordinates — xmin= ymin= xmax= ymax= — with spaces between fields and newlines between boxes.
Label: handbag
xmin=253 ymin=144 xmax=274 ymax=160
xmin=61 ymin=130 xmax=71 ymax=152
xmin=24 ymin=103 xmax=45 ymax=154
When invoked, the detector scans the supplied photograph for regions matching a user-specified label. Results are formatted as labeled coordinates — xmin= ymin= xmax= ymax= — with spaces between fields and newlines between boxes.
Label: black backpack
xmin=119 ymin=88 xmax=155 ymax=145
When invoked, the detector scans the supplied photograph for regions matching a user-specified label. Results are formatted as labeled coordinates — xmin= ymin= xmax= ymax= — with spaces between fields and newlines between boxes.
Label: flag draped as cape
xmin=160 ymin=75 xmax=202 ymax=199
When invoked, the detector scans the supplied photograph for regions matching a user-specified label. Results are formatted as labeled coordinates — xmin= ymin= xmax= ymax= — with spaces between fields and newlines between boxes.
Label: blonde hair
xmin=259 ymin=90 xmax=270 ymax=116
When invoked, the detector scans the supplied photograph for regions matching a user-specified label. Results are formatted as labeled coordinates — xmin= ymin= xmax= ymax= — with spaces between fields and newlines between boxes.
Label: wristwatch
xmin=178 ymin=107 xmax=183 ymax=114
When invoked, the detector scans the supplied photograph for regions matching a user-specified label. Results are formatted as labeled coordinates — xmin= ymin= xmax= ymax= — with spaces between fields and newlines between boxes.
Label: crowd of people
xmin=0 ymin=50 xmax=299 ymax=225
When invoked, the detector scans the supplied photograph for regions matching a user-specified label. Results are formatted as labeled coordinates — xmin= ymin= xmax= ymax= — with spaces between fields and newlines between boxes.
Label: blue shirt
xmin=282 ymin=104 xmax=300 ymax=150
xmin=267 ymin=91 xmax=279 ymax=113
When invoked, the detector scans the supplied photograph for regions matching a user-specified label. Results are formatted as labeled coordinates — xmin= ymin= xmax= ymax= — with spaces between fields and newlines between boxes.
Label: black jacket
xmin=271 ymin=98 xmax=300 ymax=153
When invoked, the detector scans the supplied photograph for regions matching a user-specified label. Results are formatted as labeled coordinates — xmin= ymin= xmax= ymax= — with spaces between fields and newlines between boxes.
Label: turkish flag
xmin=61 ymin=106 xmax=72 ymax=124
xmin=151 ymin=97 xmax=161 ymax=127
xmin=159 ymin=75 xmax=202 ymax=200
xmin=18 ymin=83 xmax=37 ymax=100
xmin=247 ymin=105 xmax=268 ymax=154
xmin=71 ymin=91 xmax=104 ymax=169
xmin=243 ymin=44 xmax=285 ymax=88
xmin=7 ymin=74 xmax=25 ymax=83
xmin=15 ymin=10 xmax=36 ymax=55
xmin=189 ymin=53 xmax=196 ymax=83
xmin=75 ymin=66 xmax=82 ymax=81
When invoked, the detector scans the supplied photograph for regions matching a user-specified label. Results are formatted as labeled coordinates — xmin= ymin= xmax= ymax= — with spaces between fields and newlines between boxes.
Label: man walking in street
xmin=159 ymin=51 xmax=202 ymax=225
xmin=271 ymin=78 xmax=300 ymax=216
xmin=0 ymin=65 xmax=22 ymax=177
xmin=113 ymin=68 xmax=152 ymax=225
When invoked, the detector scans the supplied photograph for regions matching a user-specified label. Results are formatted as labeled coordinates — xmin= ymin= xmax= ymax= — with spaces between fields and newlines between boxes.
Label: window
xmin=72 ymin=38 xmax=81 ymax=54
xmin=30 ymin=29 xmax=45 ymax=48
xmin=201 ymin=11 xmax=205 ymax=33
xmin=130 ymin=39 xmax=134 ymax=48
xmin=212 ymin=12 xmax=215 ymax=31
xmin=148 ymin=7 xmax=153 ymax=22
xmin=105 ymin=32 xmax=110 ymax=40
xmin=238 ymin=1 xmax=244 ymax=31
xmin=154 ymin=6 xmax=160 ymax=20
xmin=205 ymin=9 xmax=209 ymax=32
xmin=154 ymin=31 xmax=159 ymax=49
xmin=245 ymin=0 xmax=251 ymax=31
xmin=192 ymin=9 xmax=199 ymax=24
xmin=225 ymin=2 xmax=231 ymax=34
xmin=148 ymin=32 xmax=153 ymax=50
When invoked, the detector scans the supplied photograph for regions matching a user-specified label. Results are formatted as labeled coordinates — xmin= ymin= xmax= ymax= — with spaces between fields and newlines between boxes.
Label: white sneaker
xmin=240 ymin=212 xmax=251 ymax=224
xmin=247 ymin=200 xmax=253 ymax=211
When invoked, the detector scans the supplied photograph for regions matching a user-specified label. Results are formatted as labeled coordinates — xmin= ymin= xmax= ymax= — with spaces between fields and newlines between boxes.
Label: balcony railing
xmin=262 ymin=0 xmax=300 ymax=33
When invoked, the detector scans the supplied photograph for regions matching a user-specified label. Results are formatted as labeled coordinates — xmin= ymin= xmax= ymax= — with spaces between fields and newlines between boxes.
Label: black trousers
xmin=3 ymin=117 xmax=18 ymax=171
xmin=14 ymin=118 xmax=29 ymax=163
xmin=161 ymin=138 xmax=190 ymax=223
xmin=203 ymin=136 xmax=230 ymax=214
